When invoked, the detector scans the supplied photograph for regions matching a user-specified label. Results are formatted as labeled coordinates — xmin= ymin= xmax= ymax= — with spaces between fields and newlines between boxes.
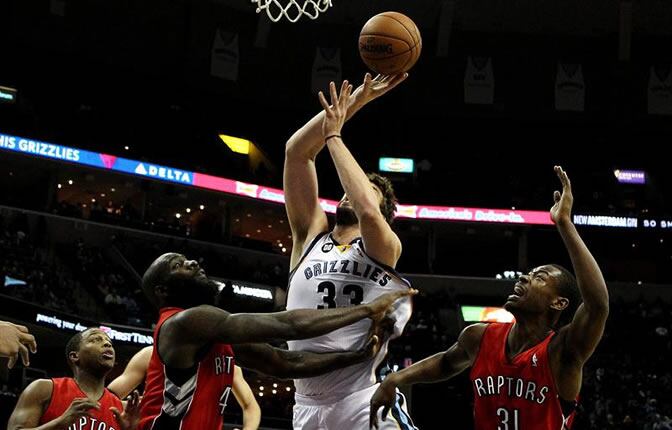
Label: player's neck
xmin=332 ymin=224 xmax=360 ymax=244
xmin=507 ymin=318 xmax=553 ymax=356
xmin=73 ymin=369 xmax=107 ymax=400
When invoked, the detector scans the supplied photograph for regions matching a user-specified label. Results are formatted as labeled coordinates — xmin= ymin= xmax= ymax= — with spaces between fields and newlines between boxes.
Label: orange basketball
xmin=358 ymin=12 xmax=422 ymax=75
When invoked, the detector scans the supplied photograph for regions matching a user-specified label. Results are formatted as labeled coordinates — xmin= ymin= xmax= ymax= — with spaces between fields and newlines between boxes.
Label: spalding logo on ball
xmin=359 ymin=12 xmax=422 ymax=75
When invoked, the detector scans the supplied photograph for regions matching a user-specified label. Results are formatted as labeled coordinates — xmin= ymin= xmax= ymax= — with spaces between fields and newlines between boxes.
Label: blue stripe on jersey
xmin=391 ymin=392 xmax=418 ymax=430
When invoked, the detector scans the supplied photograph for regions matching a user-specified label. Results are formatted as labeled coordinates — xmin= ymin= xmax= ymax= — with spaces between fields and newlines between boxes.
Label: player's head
xmin=335 ymin=173 xmax=397 ymax=227
xmin=504 ymin=264 xmax=582 ymax=327
xmin=142 ymin=253 xmax=219 ymax=309
xmin=65 ymin=328 xmax=115 ymax=375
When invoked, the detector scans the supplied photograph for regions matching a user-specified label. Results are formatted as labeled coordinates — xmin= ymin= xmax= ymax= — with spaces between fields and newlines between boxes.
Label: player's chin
xmin=503 ymin=299 xmax=519 ymax=312
xmin=98 ymin=357 xmax=116 ymax=369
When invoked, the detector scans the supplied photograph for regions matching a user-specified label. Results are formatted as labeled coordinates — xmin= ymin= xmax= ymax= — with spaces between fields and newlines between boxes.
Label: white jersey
xmin=286 ymin=232 xmax=413 ymax=398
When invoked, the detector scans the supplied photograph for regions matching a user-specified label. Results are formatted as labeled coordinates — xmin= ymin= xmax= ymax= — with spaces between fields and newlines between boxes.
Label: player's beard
xmin=164 ymin=275 xmax=219 ymax=309
xmin=335 ymin=206 xmax=358 ymax=227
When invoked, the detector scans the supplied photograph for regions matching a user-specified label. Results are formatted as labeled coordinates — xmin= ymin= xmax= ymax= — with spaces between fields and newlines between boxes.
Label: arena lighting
xmin=460 ymin=305 xmax=515 ymax=323
xmin=614 ymin=169 xmax=646 ymax=185
xmin=0 ymin=85 xmax=17 ymax=104
xmin=219 ymin=134 xmax=251 ymax=155
xmin=0 ymin=132 xmax=654 ymax=228
xmin=379 ymin=157 xmax=414 ymax=173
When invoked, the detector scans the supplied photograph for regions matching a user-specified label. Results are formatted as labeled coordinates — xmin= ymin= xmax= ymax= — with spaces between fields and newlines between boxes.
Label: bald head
xmin=142 ymin=252 xmax=218 ymax=309
xmin=142 ymin=252 xmax=180 ymax=307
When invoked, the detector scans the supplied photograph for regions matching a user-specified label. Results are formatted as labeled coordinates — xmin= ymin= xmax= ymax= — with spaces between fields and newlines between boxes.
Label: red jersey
xmin=40 ymin=377 xmax=122 ymax=430
xmin=138 ymin=307 xmax=235 ymax=430
xmin=470 ymin=323 xmax=577 ymax=430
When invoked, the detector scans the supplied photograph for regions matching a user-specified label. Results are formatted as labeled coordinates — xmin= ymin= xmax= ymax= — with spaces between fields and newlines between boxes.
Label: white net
xmin=251 ymin=0 xmax=333 ymax=22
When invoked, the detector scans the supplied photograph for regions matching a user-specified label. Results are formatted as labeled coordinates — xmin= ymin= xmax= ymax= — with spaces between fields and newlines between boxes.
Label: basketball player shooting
xmin=283 ymin=76 xmax=417 ymax=429
xmin=370 ymin=166 xmax=610 ymax=430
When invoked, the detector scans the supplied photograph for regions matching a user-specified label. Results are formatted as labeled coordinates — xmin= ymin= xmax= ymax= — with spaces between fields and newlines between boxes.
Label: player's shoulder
xmin=21 ymin=378 xmax=53 ymax=401
xmin=457 ymin=323 xmax=489 ymax=355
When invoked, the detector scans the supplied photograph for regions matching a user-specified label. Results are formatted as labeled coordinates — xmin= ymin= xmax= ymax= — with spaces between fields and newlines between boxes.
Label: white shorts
xmin=292 ymin=383 xmax=418 ymax=430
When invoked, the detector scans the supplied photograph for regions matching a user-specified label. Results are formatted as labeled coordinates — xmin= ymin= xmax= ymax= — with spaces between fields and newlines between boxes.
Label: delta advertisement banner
xmin=0 ymin=132 xmax=656 ymax=229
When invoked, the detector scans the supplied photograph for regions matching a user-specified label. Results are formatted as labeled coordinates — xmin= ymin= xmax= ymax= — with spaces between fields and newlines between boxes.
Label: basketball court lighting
xmin=0 ymin=85 xmax=17 ymax=104
xmin=219 ymin=134 xmax=252 ymax=155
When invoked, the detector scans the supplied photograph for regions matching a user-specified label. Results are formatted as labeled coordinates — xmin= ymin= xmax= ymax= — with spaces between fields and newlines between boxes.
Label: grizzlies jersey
xmin=286 ymin=232 xmax=413 ymax=398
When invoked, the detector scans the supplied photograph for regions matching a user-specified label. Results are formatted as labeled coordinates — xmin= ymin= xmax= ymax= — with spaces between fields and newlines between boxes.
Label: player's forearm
xmin=277 ymin=349 xmax=367 ymax=379
xmin=556 ymin=220 xmax=609 ymax=312
xmin=326 ymin=137 xmax=380 ymax=214
xmin=285 ymin=113 xmax=328 ymax=160
xmin=241 ymin=403 xmax=261 ymax=430
xmin=385 ymin=352 xmax=457 ymax=388
xmin=11 ymin=416 xmax=69 ymax=430
xmin=273 ymin=304 xmax=373 ymax=340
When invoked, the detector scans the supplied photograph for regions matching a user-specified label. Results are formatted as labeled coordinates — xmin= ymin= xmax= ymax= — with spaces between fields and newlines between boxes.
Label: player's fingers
xmin=77 ymin=400 xmax=100 ymax=410
xmin=382 ymin=406 xmax=391 ymax=421
xmin=130 ymin=390 xmax=140 ymax=409
xmin=369 ymin=404 xmax=379 ymax=429
xmin=329 ymin=81 xmax=339 ymax=106
xmin=18 ymin=342 xmax=30 ymax=367
xmin=554 ymin=190 xmax=561 ymax=202
xmin=12 ymin=323 xmax=30 ymax=333
xmin=340 ymin=79 xmax=349 ymax=97
xmin=388 ymin=72 xmax=408 ymax=88
xmin=110 ymin=407 xmax=121 ymax=422
xmin=339 ymin=81 xmax=350 ymax=110
xmin=396 ymin=288 xmax=418 ymax=299
xmin=19 ymin=332 xmax=37 ymax=353
xmin=7 ymin=353 xmax=17 ymax=369
xmin=318 ymin=91 xmax=331 ymax=111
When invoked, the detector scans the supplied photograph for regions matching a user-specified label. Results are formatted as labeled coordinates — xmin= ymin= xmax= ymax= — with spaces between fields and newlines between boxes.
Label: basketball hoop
xmin=251 ymin=0 xmax=333 ymax=23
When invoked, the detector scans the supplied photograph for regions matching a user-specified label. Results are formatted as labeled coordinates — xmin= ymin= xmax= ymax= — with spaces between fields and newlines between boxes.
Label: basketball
xmin=358 ymin=12 xmax=422 ymax=75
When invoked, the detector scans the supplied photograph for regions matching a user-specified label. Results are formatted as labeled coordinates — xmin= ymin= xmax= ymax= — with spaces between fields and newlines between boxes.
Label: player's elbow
xmin=357 ymin=206 xmax=384 ymax=224
xmin=285 ymin=137 xmax=306 ymax=160
xmin=591 ymin=302 xmax=609 ymax=320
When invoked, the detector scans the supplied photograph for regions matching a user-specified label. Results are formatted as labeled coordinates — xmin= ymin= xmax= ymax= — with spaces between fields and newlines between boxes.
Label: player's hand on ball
xmin=353 ymin=72 xmax=408 ymax=103
xmin=369 ymin=379 xmax=397 ymax=429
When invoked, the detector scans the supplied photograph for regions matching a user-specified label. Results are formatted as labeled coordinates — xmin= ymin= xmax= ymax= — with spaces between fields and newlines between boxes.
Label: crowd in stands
xmin=2 ymin=208 xmax=672 ymax=429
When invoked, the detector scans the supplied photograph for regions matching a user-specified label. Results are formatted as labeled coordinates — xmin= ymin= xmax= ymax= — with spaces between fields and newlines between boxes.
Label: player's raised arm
xmin=284 ymin=75 xmax=407 ymax=269
xmin=551 ymin=166 xmax=609 ymax=376
xmin=319 ymin=81 xmax=402 ymax=267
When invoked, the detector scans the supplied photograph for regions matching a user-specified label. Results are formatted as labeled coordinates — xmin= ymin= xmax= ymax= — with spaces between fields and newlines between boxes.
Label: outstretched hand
xmin=0 ymin=321 xmax=37 ymax=368
xmin=367 ymin=289 xmax=418 ymax=324
xmin=369 ymin=379 xmax=397 ymax=429
xmin=111 ymin=390 xmax=141 ymax=430
xmin=550 ymin=165 xmax=573 ymax=226
xmin=352 ymin=72 xmax=408 ymax=105
xmin=319 ymin=80 xmax=353 ymax=138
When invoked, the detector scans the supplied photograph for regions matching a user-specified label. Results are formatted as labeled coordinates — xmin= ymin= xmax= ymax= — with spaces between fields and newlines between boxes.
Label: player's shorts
xmin=292 ymin=383 xmax=418 ymax=430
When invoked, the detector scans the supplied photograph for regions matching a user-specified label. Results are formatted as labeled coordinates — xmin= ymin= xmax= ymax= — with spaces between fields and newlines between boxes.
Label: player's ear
xmin=68 ymin=351 xmax=79 ymax=366
xmin=550 ymin=297 xmax=569 ymax=311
